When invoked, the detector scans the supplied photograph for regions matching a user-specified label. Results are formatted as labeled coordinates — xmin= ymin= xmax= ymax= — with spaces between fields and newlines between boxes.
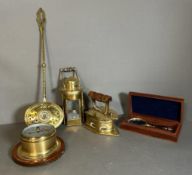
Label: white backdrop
xmin=0 ymin=0 xmax=192 ymax=124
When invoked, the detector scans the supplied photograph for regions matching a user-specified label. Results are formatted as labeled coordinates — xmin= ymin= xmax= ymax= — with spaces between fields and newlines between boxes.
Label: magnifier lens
xmin=128 ymin=118 xmax=147 ymax=126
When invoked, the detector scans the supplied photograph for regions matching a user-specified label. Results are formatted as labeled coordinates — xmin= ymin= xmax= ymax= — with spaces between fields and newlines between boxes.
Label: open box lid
xmin=128 ymin=92 xmax=184 ymax=123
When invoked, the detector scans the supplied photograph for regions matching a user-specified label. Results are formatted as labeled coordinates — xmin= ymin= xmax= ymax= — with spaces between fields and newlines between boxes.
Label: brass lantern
xmin=59 ymin=67 xmax=84 ymax=126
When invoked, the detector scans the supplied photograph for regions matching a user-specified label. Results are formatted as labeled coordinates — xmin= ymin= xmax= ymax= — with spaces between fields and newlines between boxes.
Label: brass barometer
xmin=12 ymin=123 xmax=64 ymax=166
xmin=24 ymin=8 xmax=64 ymax=128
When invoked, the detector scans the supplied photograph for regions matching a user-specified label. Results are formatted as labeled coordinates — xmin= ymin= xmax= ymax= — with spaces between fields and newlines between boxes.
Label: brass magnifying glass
xmin=128 ymin=118 xmax=175 ymax=133
xmin=24 ymin=8 xmax=64 ymax=128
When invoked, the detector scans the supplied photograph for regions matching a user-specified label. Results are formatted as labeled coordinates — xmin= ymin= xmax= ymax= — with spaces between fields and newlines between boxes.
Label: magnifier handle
xmin=146 ymin=123 xmax=174 ymax=132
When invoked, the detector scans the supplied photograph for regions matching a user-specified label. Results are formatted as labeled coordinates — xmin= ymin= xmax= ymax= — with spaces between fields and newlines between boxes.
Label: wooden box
xmin=120 ymin=92 xmax=184 ymax=142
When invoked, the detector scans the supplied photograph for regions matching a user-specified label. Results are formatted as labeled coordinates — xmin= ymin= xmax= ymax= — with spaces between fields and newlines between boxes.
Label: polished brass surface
xmin=24 ymin=8 xmax=64 ymax=128
xmin=128 ymin=117 xmax=175 ymax=132
xmin=64 ymin=77 xmax=80 ymax=91
xmin=59 ymin=67 xmax=81 ymax=93
xmin=12 ymin=137 xmax=64 ymax=166
xmin=59 ymin=67 xmax=84 ymax=126
xmin=85 ymin=91 xmax=119 ymax=136
xmin=12 ymin=123 xmax=64 ymax=166
xmin=25 ymin=102 xmax=64 ymax=128
xmin=21 ymin=124 xmax=56 ymax=157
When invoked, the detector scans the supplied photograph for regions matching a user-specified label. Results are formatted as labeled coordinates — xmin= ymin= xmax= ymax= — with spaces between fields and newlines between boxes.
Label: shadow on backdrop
xmin=117 ymin=92 xmax=128 ymax=126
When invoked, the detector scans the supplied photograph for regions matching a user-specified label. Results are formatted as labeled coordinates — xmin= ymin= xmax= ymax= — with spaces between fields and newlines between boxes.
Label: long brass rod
xmin=36 ymin=8 xmax=47 ymax=102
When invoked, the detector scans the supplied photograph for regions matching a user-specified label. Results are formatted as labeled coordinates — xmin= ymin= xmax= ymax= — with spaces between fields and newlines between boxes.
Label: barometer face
xmin=21 ymin=123 xmax=55 ymax=138
xmin=24 ymin=102 xmax=64 ymax=128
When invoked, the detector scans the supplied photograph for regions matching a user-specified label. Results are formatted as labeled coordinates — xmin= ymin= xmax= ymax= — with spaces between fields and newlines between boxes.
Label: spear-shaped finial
xmin=36 ymin=8 xmax=46 ymax=32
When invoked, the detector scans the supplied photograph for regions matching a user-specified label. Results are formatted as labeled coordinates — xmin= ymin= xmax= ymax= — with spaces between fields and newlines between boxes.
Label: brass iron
xmin=59 ymin=67 xmax=84 ymax=126
xmin=25 ymin=8 xmax=64 ymax=128
xmin=12 ymin=123 xmax=64 ymax=166
xmin=128 ymin=117 xmax=175 ymax=132
xmin=85 ymin=91 xmax=119 ymax=136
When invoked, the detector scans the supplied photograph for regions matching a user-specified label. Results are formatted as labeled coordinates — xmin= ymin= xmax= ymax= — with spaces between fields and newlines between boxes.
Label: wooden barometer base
xmin=12 ymin=137 xmax=64 ymax=166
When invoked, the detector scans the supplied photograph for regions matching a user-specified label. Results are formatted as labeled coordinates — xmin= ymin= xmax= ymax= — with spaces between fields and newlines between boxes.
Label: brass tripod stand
xmin=24 ymin=8 xmax=64 ymax=128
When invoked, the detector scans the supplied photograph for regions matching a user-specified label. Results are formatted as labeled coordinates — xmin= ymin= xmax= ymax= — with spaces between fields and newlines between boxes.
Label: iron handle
xmin=88 ymin=91 xmax=112 ymax=103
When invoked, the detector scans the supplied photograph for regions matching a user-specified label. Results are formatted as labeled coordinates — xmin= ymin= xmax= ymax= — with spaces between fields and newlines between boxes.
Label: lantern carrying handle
xmin=88 ymin=91 xmax=112 ymax=115
xmin=59 ymin=67 xmax=79 ymax=80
